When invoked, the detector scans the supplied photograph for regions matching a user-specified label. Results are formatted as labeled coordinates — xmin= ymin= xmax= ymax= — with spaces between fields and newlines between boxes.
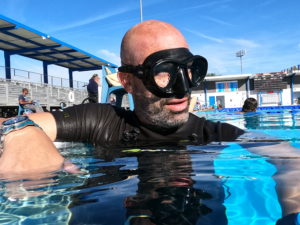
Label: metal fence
xmin=0 ymin=66 xmax=88 ymax=90
xmin=0 ymin=79 xmax=88 ymax=108
xmin=0 ymin=66 xmax=89 ymax=108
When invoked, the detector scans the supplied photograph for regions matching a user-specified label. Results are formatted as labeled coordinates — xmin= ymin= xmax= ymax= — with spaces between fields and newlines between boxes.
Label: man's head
xmin=118 ymin=20 xmax=207 ymax=129
xmin=91 ymin=74 xmax=100 ymax=83
xmin=242 ymin=97 xmax=258 ymax=112
xmin=22 ymin=88 xmax=29 ymax=95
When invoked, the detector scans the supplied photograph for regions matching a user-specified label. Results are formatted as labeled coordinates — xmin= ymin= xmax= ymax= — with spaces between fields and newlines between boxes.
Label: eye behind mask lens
xmin=152 ymin=56 xmax=207 ymax=89
xmin=149 ymin=56 xmax=207 ymax=97
xmin=152 ymin=62 xmax=177 ymax=89
xmin=135 ymin=48 xmax=208 ymax=98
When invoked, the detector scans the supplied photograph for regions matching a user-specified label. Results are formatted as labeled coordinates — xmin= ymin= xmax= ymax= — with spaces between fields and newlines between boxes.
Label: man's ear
xmin=118 ymin=72 xmax=134 ymax=93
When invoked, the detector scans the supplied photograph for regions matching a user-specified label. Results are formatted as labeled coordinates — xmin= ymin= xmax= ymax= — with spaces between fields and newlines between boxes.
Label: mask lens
xmin=189 ymin=56 xmax=207 ymax=86
xmin=187 ymin=68 xmax=192 ymax=80
xmin=153 ymin=62 xmax=176 ymax=88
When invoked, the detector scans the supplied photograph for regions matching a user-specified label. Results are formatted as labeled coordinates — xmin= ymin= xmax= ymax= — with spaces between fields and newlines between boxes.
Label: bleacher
xmin=0 ymin=77 xmax=87 ymax=117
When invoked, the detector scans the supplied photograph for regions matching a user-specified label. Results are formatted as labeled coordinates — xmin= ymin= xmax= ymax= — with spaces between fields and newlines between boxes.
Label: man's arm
xmin=29 ymin=112 xmax=57 ymax=141
xmin=18 ymin=96 xmax=33 ymax=105
xmin=19 ymin=99 xmax=33 ymax=105
xmin=241 ymin=141 xmax=300 ymax=217
xmin=0 ymin=112 xmax=65 ymax=178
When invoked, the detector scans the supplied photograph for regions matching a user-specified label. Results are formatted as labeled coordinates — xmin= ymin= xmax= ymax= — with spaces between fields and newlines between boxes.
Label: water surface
xmin=1 ymin=110 xmax=300 ymax=225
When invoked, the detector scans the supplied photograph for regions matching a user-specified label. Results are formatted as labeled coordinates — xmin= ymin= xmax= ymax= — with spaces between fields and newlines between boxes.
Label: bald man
xmin=0 ymin=20 xmax=243 ymax=172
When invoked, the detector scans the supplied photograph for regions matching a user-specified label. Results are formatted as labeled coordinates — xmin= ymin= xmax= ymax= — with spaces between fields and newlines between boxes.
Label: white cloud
xmin=202 ymin=16 xmax=233 ymax=26
xmin=185 ymin=28 xmax=223 ymax=43
xmin=49 ymin=7 xmax=130 ymax=33
xmin=195 ymin=45 xmax=239 ymax=75
xmin=192 ymin=39 xmax=294 ymax=75
xmin=185 ymin=29 xmax=263 ymax=74
xmin=228 ymin=38 xmax=260 ymax=48
xmin=257 ymin=0 xmax=275 ymax=7
xmin=97 ymin=49 xmax=120 ymax=66
xmin=190 ymin=37 xmax=264 ymax=75
xmin=182 ymin=0 xmax=232 ymax=11
xmin=0 ymin=0 xmax=27 ymax=22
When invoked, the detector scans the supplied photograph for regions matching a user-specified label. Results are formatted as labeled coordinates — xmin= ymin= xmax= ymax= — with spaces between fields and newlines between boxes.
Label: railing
xmin=281 ymin=65 xmax=300 ymax=73
xmin=0 ymin=66 xmax=88 ymax=90
xmin=0 ymin=78 xmax=88 ymax=107
xmin=0 ymin=66 xmax=89 ymax=108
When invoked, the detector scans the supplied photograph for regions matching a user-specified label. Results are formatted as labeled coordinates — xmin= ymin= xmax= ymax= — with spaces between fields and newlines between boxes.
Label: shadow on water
xmin=0 ymin=143 xmax=233 ymax=225
xmin=68 ymin=145 xmax=228 ymax=225
xmin=2 ymin=110 xmax=300 ymax=224
xmin=0 ymin=132 xmax=299 ymax=224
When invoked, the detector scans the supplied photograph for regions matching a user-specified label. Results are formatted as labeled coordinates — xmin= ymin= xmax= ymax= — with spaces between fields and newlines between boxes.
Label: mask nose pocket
xmin=172 ymin=68 xmax=190 ymax=97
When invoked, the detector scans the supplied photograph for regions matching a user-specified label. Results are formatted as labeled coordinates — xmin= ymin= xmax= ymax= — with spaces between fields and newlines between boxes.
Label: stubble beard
xmin=135 ymin=95 xmax=191 ymax=129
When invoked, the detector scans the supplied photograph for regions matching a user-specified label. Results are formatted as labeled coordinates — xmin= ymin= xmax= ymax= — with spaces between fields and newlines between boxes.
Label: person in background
xmin=87 ymin=74 xmax=100 ymax=103
xmin=18 ymin=88 xmax=44 ymax=113
xmin=241 ymin=97 xmax=258 ymax=112
xmin=194 ymin=99 xmax=201 ymax=111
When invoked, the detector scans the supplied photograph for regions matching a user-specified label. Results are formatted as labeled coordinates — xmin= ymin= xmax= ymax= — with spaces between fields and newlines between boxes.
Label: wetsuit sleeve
xmin=50 ymin=104 xmax=120 ymax=143
xmin=203 ymin=120 xmax=245 ymax=143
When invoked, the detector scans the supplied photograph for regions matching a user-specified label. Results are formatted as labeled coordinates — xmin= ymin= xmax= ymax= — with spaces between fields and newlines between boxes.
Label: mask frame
xmin=118 ymin=48 xmax=208 ymax=98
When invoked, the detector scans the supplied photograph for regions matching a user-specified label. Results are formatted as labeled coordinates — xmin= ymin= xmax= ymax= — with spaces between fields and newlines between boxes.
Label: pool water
xmin=1 ymin=110 xmax=300 ymax=225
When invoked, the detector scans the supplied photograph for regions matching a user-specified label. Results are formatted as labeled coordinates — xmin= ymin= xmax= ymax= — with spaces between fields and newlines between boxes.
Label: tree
xmin=206 ymin=73 xmax=218 ymax=76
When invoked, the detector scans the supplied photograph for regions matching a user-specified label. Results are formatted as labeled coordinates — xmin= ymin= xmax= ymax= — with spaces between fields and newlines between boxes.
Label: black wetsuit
xmin=51 ymin=104 xmax=245 ymax=225
xmin=51 ymin=104 xmax=244 ymax=146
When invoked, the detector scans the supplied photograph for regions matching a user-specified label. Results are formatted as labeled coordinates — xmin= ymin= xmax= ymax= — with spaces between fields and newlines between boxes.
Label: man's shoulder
xmin=186 ymin=113 xmax=227 ymax=131
xmin=187 ymin=113 xmax=244 ymax=142
xmin=72 ymin=103 xmax=134 ymax=118
xmin=51 ymin=103 xmax=136 ymax=134
xmin=188 ymin=113 xmax=239 ymax=128
xmin=187 ymin=113 xmax=206 ymax=123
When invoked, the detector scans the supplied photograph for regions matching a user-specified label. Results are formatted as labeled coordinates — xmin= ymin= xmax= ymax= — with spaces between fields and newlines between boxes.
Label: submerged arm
xmin=240 ymin=139 xmax=300 ymax=217
xmin=0 ymin=112 xmax=64 ymax=178
xmin=0 ymin=103 xmax=111 ymax=177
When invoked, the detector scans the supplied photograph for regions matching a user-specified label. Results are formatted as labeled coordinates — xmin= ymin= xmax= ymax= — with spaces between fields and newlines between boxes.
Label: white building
xmin=191 ymin=71 xmax=300 ymax=108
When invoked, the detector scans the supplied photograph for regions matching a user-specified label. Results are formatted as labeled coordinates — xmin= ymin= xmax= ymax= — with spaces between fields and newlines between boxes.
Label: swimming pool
xmin=1 ymin=109 xmax=300 ymax=225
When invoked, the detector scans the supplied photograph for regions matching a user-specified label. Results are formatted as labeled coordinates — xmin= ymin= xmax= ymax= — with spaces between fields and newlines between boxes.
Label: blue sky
xmin=0 ymin=0 xmax=299 ymax=83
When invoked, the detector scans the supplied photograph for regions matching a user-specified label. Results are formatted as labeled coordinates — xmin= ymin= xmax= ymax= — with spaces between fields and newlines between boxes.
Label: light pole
xmin=139 ymin=0 xmax=143 ymax=23
xmin=236 ymin=50 xmax=245 ymax=75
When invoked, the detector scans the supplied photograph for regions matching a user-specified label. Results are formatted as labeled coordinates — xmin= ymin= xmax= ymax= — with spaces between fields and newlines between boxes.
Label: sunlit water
xmin=1 ymin=109 xmax=300 ymax=225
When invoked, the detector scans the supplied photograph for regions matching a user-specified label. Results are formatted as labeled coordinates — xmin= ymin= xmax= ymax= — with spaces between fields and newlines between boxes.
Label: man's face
xmin=132 ymin=77 xmax=190 ymax=129
xmin=120 ymin=21 xmax=193 ymax=129
xmin=23 ymin=90 xmax=28 ymax=96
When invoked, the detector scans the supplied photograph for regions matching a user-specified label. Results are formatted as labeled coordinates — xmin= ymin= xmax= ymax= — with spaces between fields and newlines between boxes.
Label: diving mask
xmin=118 ymin=48 xmax=208 ymax=98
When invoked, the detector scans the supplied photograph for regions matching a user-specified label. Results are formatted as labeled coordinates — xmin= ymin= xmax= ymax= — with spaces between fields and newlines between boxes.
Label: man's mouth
xmin=165 ymin=97 xmax=189 ymax=112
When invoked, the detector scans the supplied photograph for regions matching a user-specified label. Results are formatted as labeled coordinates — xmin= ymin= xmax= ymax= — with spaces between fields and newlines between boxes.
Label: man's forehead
xmin=135 ymin=41 xmax=188 ymax=65
xmin=139 ymin=36 xmax=188 ymax=63
xmin=122 ymin=20 xmax=188 ymax=65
